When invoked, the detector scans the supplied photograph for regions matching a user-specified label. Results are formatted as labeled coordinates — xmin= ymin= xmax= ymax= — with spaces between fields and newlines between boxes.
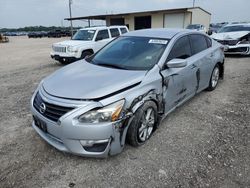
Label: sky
xmin=0 ymin=0 xmax=250 ymax=28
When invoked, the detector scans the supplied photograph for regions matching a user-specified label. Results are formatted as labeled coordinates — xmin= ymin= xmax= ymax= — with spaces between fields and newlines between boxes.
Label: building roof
xmin=65 ymin=7 xmax=211 ymax=21
xmin=123 ymin=28 xmax=190 ymax=39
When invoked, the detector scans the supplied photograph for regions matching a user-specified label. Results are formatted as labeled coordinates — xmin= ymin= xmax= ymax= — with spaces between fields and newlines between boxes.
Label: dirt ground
xmin=0 ymin=36 xmax=249 ymax=188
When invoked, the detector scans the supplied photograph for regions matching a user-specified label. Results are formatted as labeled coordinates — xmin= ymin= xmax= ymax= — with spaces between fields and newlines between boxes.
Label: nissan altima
xmin=31 ymin=28 xmax=225 ymax=157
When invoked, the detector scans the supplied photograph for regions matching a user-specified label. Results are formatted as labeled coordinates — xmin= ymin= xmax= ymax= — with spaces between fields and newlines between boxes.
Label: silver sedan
xmin=31 ymin=28 xmax=225 ymax=157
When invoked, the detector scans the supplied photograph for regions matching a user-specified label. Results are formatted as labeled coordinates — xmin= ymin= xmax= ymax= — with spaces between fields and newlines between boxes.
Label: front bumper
xmin=224 ymin=44 xmax=250 ymax=55
xmin=50 ymin=51 xmax=81 ymax=63
xmin=51 ymin=54 xmax=80 ymax=63
xmin=30 ymin=91 xmax=129 ymax=158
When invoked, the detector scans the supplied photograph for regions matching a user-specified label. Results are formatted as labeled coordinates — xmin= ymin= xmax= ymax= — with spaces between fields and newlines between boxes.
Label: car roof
xmin=225 ymin=23 xmax=250 ymax=27
xmin=123 ymin=28 xmax=191 ymax=39
xmin=80 ymin=25 xmax=127 ymax=31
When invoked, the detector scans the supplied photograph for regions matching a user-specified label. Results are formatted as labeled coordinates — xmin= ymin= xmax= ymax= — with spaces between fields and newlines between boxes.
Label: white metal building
xmin=65 ymin=7 xmax=211 ymax=31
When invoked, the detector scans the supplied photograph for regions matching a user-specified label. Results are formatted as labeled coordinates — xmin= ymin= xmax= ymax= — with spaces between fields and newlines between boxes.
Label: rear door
xmin=189 ymin=34 xmax=214 ymax=91
xmin=110 ymin=28 xmax=120 ymax=38
xmin=161 ymin=35 xmax=198 ymax=112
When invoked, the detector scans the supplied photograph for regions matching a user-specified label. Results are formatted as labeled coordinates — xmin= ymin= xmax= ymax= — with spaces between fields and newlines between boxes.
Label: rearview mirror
xmin=166 ymin=58 xmax=187 ymax=68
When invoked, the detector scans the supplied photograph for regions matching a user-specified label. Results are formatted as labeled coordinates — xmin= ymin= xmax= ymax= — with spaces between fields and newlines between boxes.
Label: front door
xmin=94 ymin=29 xmax=112 ymax=52
xmin=161 ymin=35 xmax=198 ymax=112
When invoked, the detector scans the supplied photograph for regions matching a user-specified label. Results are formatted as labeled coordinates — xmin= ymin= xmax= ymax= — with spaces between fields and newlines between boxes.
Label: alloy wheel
xmin=138 ymin=107 xmax=155 ymax=142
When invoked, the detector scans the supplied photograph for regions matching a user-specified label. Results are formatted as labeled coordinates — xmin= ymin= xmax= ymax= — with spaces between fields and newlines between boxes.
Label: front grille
xmin=227 ymin=47 xmax=249 ymax=53
xmin=53 ymin=46 xmax=66 ymax=53
xmin=33 ymin=92 xmax=74 ymax=122
xmin=217 ymin=40 xmax=239 ymax=46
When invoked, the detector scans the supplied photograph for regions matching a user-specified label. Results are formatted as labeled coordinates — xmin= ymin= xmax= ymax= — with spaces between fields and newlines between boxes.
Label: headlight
xmin=239 ymin=38 xmax=250 ymax=44
xmin=67 ymin=46 xmax=78 ymax=53
xmin=78 ymin=100 xmax=125 ymax=123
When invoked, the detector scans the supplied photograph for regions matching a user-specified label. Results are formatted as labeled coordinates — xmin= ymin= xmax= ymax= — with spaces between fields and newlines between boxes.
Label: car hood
xmin=211 ymin=31 xmax=250 ymax=40
xmin=42 ymin=60 xmax=146 ymax=100
xmin=54 ymin=40 xmax=93 ymax=47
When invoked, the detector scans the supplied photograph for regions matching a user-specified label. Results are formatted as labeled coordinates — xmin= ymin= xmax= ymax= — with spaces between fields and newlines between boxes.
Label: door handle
xmin=210 ymin=53 xmax=214 ymax=57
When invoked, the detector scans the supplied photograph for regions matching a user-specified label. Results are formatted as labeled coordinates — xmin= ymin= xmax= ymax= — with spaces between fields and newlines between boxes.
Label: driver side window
xmin=96 ymin=30 xmax=109 ymax=41
xmin=166 ymin=36 xmax=192 ymax=62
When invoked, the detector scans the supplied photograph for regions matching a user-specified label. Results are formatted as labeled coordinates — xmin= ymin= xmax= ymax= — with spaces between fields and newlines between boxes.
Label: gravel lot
xmin=0 ymin=37 xmax=249 ymax=188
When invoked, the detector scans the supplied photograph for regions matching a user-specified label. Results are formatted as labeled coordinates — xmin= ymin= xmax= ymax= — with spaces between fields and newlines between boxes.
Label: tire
xmin=206 ymin=64 xmax=220 ymax=91
xmin=58 ymin=60 xmax=68 ymax=65
xmin=127 ymin=101 xmax=158 ymax=147
xmin=81 ymin=51 xmax=93 ymax=59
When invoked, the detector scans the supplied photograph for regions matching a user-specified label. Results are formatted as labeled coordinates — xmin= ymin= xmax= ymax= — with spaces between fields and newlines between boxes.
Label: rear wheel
xmin=207 ymin=64 xmax=220 ymax=91
xmin=127 ymin=101 xmax=157 ymax=147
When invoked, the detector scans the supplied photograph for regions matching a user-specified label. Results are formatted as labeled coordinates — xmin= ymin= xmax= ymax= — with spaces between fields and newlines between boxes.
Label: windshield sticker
xmin=88 ymin=30 xmax=95 ymax=33
xmin=149 ymin=39 xmax=168 ymax=45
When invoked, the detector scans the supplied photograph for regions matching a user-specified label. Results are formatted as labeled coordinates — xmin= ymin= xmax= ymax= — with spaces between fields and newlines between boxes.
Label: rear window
xmin=110 ymin=28 xmax=120 ymax=38
xmin=120 ymin=28 xmax=128 ymax=34
xmin=190 ymin=35 xmax=208 ymax=55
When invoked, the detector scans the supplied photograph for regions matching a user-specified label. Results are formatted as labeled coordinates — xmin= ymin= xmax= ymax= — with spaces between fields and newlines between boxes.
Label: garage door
xmin=164 ymin=13 xmax=184 ymax=28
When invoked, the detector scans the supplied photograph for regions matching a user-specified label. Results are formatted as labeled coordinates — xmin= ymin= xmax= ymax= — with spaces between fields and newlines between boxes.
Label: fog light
xmin=80 ymin=139 xmax=109 ymax=147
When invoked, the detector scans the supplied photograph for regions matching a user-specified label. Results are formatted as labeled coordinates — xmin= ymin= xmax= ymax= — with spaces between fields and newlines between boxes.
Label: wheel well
xmin=82 ymin=49 xmax=94 ymax=54
xmin=147 ymin=99 xmax=159 ymax=112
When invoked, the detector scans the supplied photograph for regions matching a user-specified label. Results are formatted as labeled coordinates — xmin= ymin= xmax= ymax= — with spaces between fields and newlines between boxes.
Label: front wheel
xmin=81 ymin=51 xmax=93 ymax=59
xmin=127 ymin=101 xmax=158 ymax=147
xmin=206 ymin=64 xmax=220 ymax=91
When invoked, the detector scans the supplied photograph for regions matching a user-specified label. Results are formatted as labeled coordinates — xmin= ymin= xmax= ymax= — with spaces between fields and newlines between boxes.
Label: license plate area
xmin=33 ymin=116 xmax=47 ymax=133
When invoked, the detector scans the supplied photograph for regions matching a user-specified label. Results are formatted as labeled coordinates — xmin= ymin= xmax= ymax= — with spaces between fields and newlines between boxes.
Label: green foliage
xmin=0 ymin=26 xmax=81 ymax=32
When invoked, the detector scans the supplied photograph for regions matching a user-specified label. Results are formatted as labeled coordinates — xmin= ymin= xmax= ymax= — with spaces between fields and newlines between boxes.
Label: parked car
xmin=31 ymin=28 xmax=224 ymax=157
xmin=186 ymin=24 xmax=207 ymax=33
xmin=50 ymin=25 xmax=129 ymax=64
xmin=60 ymin=30 xmax=71 ymax=37
xmin=208 ymin=23 xmax=228 ymax=35
xmin=211 ymin=23 xmax=250 ymax=55
xmin=28 ymin=31 xmax=47 ymax=38
xmin=47 ymin=30 xmax=62 ymax=38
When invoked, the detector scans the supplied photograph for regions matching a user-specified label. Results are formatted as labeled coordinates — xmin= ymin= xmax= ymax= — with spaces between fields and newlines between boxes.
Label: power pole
xmin=69 ymin=0 xmax=73 ymax=38
xmin=193 ymin=0 xmax=196 ymax=7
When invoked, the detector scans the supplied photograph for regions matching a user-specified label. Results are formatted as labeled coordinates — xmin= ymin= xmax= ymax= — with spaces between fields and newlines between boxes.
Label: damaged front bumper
xmin=30 ymin=90 xmax=132 ymax=158
xmin=224 ymin=44 xmax=250 ymax=55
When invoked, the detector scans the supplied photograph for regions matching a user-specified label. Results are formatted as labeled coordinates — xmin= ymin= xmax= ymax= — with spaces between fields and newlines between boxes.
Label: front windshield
xmin=87 ymin=36 xmax=168 ymax=71
xmin=72 ymin=30 xmax=96 ymax=40
xmin=187 ymin=24 xmax=200 ymax=29
xmin=218 ymin=25 xmax=250 ymax=33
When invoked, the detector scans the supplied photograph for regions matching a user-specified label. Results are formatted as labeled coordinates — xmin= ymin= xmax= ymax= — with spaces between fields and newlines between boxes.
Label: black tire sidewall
xmin=127 ymin=101 xmax=158 ymax=147
xmin=81 ymin=51 xmax=92 ymax=59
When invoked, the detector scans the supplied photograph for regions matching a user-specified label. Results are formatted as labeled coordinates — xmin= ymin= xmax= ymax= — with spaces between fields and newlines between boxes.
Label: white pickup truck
xmin=51 ymin=26 xmax=129 ymax=64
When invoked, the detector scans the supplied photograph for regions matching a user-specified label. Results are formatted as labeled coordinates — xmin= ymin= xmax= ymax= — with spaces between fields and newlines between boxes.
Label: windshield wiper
xmin=97 ymin=63 xmax=126 ymax=70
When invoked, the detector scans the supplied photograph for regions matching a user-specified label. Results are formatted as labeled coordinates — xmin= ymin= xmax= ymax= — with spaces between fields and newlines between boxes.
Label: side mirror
xmin=208 ymin=30 xmax=213 ymax=35
xmin=95 ymin=36 xmax=103 ymax=41
xmin=166 ymin=58 xmax=187 ymax=68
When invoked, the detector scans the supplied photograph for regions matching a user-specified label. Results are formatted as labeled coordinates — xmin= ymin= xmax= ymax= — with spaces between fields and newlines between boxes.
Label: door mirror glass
xmin=166 ymin=58 xmax=187 ymax=68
